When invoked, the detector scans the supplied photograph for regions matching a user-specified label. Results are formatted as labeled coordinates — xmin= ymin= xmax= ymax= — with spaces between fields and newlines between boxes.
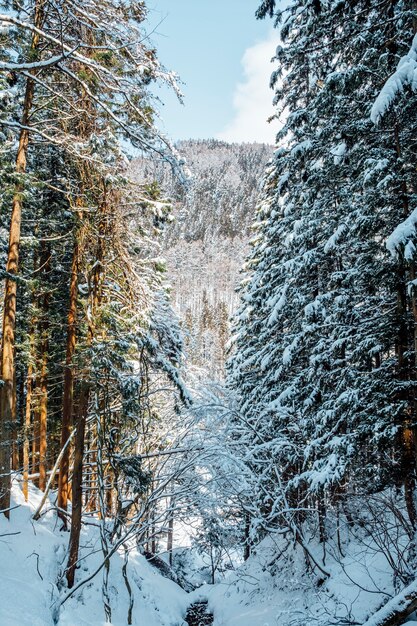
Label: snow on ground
xmin=203 ymin=533 xmax=405 ymax=626
xmin=0 ymin=481 xmax=413 ymax=626
xmin=0 ymin=480 xmax=189 ymax=626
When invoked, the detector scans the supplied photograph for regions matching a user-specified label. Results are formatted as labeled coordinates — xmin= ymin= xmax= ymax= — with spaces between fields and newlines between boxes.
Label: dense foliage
xmin=228 ymin=0 xmax=417 ymax=585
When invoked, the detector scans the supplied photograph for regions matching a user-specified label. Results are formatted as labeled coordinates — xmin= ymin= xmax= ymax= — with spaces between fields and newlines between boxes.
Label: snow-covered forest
xmin=134 ymin=139 xmax=272 ymax=378
xmin=1 ymin=1 xmax=417 ymax=625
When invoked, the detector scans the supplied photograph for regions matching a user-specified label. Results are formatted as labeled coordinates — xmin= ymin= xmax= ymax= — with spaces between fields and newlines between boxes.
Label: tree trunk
xmin=393 ymin=122 xmax=417 ymax=527
xmin=22 ymin=362 xmax=33 ymax=502
xmin=38 ymin=332 xmax=48 ymax=493
xmin=37 ymin=243 xmax=50 ymax=493
xmin=0 ymin=0 xmax=44 ymax=517
xmin=66 ymin=183 xmax=105 ymax=586
xmin=58 ymin=241 xmax=78 ymax=526
xmin=396 ymin=261 xmax=417 ymax=527
xmin=361 ymin=578 xmax=417 ymax=626
xmin=105 ymin=469 xmax=113 ymax=518
xmin=33 ymin=427 xmax=76 ymax=521
xmin=244 ymin=512 xmax=251 ymax=561
xmin=0 ymin=81 xmax=34 ymax=515
xmin=167 ymin=499 xmax=174 ymax=566
xmin=32 ymin=374 xmax=41 ymax=486
xmin=11 ymin=367 xmax=18 ymax=472
xmin=66 ymin=383 xmax=89 ymax=588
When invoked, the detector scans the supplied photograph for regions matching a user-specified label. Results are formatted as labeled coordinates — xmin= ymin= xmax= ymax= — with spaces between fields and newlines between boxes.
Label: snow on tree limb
xmin=0 ymin=49 xmax=77 ymax=72
xmin=386 ymin=206 xmax=417 ymax=260
xmin=361 ymin=579 xmax=417 ymax=626
xmin=371 ymin=34 xmax=417 ymax=124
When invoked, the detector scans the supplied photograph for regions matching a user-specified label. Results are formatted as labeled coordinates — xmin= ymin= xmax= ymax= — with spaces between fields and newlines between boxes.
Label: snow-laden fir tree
xmin=229 ymin=0 xmax=417 ymax=552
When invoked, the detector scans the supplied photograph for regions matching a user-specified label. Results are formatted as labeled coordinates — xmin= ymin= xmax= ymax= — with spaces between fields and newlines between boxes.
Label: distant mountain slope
xmin=172 ymin=140 xmax=272 ymax=243
xmin=138 ymin=139 xmax=273 ymax=243
xmin=131 ymin=140 xmax=273 ymax=378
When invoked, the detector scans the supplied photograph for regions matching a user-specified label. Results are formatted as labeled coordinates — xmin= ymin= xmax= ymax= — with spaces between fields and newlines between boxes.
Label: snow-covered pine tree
xmin=229 ymin=0 xmax=417 ymax=558
xmin=0 ymin=0 xmax=181 ymax=515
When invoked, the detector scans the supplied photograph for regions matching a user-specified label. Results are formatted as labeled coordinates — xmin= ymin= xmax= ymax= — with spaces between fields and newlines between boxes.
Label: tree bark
xmin=0 ymin=0 xmax=44 ymax=517
xmin=11 ymin=367 xmax=18 ymax=472
xmin=37 ymin=331 xmax=48 ymax=492
xmin=58 ymin=241 xmax=78 ymax=526
xmin=36 ymin=243 xmax=50 ymax=493
xmin=66 ymin=383 xmax=88 ymax=588
xmin=0 ymin=80 xmax=34 ymax=515
xmin=22 ymin=361 xmax=33 ymax=502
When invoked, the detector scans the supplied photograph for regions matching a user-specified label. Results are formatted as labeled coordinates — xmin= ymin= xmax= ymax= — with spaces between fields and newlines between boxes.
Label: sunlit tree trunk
xmin=34 ymin=242 xmax=50 ymax=493
xmin=66 ymin=382 xmax=89 ymax=588
xmin=0 ymin=0 xmax=45 ymax=517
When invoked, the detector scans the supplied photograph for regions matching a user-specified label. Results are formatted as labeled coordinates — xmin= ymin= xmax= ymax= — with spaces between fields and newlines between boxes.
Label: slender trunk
xmin=32 ymin=380 xmax=40 ymax=484
xmin=58 ymin=241 xmax=78 ymax=525
xmin=210 ymin=549 xmax=216 ymax=585
xmin=22 ymin=362 xmax=33 ymax=502
xmin=318 ymin=493 xmax=327 ymax=564
xmin=11 ymin=367 xmax=18 ymax=471
xmin=105 ymin=469 xmax=113 ymax=517
xmin=396 ymin=273 xmax=416 ymax=526
xmin=38 ymin=332 xmax=48 ymax=492
xmin=167 ymin=499 xmax=174 ymax=567
xmin=37 ymin=243 xmax=50 ymax=493
xmin=0 ymin=0 xmax=44 ymax=517
xmin=66 ymin=383 xmax=88 ymax=588
xmin=243 ymin=511 xmax=251 ymax=561
xmin=85 ymin=423 xmax=97 ymax=513
xmin=33 ymin=427 xmax=76 ymax=521
xmin=393 ymin=122 xmax=417 ymax=527
xmin=151 ymin=517 xmax=156 ymax=555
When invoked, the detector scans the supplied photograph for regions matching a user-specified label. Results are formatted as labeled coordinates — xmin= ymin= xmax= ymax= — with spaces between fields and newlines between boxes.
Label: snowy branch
xmin=371 ymin=34 xmax=417 ymax=124
xmin=361 ymin=579 xmax=417 ymax=626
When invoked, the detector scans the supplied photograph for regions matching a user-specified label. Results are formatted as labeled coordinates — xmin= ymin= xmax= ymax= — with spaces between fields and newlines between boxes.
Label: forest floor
xmin=0 ymin=481 xmax=190 ymax=625
xmin=1 ymin=480 xmax=416 ymax=626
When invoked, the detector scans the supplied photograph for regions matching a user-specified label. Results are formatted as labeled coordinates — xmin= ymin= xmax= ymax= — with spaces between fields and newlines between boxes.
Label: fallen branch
xmin=361 ymin=578 xmax=417 ymax=626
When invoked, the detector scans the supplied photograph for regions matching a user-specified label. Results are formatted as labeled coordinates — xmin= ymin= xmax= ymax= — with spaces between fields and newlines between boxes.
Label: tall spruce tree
xmin=229 ymin=0 xmax=417 ymax=552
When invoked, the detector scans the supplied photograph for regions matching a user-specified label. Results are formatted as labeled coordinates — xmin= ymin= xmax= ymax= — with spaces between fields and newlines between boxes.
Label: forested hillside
xmin=2 ymin=1 xmax=417 ymax=626
xmin=133 ymin=140 xmax=273 ymax=378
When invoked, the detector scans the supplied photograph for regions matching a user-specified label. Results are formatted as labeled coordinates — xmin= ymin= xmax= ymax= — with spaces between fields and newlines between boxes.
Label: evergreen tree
xmin=229 ymin=0 xmax=417 ymax=553
xmin=0 ymin=0 xmax=183 ymax=517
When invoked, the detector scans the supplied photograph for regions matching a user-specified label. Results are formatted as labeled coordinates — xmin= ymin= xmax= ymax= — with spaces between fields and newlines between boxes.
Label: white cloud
xmin=217 ymin=31 xmax=280 ymax=144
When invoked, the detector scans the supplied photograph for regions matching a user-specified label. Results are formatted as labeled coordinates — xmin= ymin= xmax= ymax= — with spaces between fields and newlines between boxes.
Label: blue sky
xmin=147 ymin=1 xmax=279 ymax=144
